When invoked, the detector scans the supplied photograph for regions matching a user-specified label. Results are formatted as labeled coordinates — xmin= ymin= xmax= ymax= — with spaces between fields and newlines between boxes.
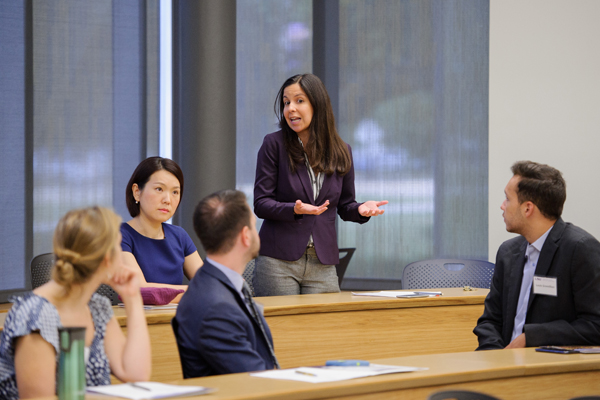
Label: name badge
xmin=533 ymin=276 xmax=557 ymax=296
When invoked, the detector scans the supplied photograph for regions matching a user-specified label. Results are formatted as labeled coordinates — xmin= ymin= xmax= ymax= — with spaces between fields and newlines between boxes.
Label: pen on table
xmin=129 ymin=382 xmax=151 ymax=391
xmin=296 ymin=370 xmax=317 ymax=377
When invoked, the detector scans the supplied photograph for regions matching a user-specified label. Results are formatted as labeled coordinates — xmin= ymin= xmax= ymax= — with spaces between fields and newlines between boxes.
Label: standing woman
xmin=0 ymin=207 xmax=150 ymax=399
xmin=121 ymin=157 xmax=203 ymax=301
xmin=253 ymin=73 xmax=387 ymax=296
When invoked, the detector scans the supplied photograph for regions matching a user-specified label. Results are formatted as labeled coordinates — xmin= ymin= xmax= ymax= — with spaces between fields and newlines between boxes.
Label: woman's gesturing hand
xmin=358 ymin=200 xmax=388 ymax=217
xmin=294 ymin=199 xmax=330 ymax=215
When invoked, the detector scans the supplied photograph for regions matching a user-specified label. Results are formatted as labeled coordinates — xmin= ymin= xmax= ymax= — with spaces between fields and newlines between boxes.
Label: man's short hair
xmin=511 ymin=161 xmax=566 ymax=220
xmin=193 ymin=190 xmax=252 ymax=254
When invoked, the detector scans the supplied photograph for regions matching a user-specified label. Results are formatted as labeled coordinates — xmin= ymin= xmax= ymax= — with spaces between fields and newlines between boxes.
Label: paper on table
xmin=86 ymin=382 xmax=214 ymax=399
xmin=250 ymin=364 xmax=427 ymax=383
xmin=118 ymin=303 xmax=179 ymax=310
xmin=142 ymin=304 xmax=178 ymax=310
xmin=352 ymin=291 xmax=441 ymax=298
xmin=352 ymin=291 xmax=414 ymax=298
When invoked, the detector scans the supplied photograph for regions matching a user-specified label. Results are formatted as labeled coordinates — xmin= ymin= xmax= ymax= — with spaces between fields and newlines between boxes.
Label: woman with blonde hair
xmin=0 ymin=206 xmax=150 ymax=399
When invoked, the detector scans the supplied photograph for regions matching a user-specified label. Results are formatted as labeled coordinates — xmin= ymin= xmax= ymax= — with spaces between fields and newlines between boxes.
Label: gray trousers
xmin=253 ymin=248 xmax=340 ymax=296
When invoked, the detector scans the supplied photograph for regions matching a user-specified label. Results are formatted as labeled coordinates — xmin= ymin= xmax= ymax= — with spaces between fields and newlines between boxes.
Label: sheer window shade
xmin=0 ymin=0 xmax=159 ymax=301
xmin=338 ymin=0 xmax=489 ymax=284
xmin=0 ymin=1 xmax=28 ymax=294
xmin=236 ymin=0 xmax=313 ymax=208
xmin=235 ymin=0 xmax=489 ymax=289
xmin=32 ymin=0 xmax=159 ymax=257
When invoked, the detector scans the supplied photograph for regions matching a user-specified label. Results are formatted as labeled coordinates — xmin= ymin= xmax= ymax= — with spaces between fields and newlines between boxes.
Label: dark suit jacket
xmin=173 ymin=261 xmax=275 ymax=377
xmin=474 ymin=218 xmax=600 ymax=350
xmin=254 ymin=130 xmax=368 ymax=265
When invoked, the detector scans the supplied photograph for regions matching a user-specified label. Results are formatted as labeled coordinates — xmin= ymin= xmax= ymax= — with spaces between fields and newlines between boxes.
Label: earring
xmin=136 ymin=200 xmax=139 ymax=204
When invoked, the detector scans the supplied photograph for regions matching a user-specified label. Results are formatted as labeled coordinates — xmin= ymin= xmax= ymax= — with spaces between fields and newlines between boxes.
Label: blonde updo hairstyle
xmin=52 ymin=206 xmax=122 ymax=292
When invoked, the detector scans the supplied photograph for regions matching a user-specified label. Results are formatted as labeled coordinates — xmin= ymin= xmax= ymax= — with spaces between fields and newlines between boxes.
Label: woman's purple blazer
xmin=254 ymin=130 xmax=369 ymax=265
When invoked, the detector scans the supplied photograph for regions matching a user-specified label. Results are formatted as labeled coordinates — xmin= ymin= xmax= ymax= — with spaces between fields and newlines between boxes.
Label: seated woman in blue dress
xmin=0 ymin=206 xmax=151 ymax=399
xmin=121 ymin=157 xmax=203 ymax=302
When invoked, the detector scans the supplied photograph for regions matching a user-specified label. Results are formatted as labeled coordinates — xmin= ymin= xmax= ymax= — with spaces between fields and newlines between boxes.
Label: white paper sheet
xmin=86 ymin=382 xmax=214 ymax=399
xmin=250 ymin=364 xmax=427 ymax=383
xmin=351 ymin=291 xmax=442 ymax=298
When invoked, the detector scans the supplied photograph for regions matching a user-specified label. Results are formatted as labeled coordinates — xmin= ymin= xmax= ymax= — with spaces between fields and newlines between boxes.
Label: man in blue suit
xmin=474 ymin=161 xmax=600 ymax=350
xmin=173 ymin=190 xmax=278 ymax=377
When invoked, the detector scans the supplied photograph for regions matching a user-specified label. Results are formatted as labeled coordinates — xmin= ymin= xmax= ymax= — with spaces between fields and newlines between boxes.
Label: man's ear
xmin=240 ymin=225 xmax=251 ymax=248
xmin=522 ymin=201 xmax=536 ymax=218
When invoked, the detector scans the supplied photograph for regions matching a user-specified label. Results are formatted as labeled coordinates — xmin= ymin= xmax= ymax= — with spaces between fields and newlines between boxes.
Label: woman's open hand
xmin=294 ymin=199 xmax=330 ymax=215
xmin=358 ymin=200 xmax=388 ymax=217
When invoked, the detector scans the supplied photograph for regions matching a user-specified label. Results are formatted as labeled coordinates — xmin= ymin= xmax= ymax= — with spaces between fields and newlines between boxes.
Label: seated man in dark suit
xmin=474 ymin=161 xmax=600 ymax=350
xmin=174 ymin=190 xmax=279 ymax=377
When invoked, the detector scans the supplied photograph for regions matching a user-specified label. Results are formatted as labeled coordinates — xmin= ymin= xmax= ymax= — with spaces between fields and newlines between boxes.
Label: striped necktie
xmin=242 ymin=282 xmax=281 ymax=369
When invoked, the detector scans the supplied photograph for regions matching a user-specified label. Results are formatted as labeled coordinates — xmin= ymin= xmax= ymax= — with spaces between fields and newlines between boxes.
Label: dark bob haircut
xmin=125 ymin=157 xmax=185 ymax=217
xmin=193 ymin=190 xmax=251 ymax=255
xmin=511 ymin=160 xmax=566 ymax=220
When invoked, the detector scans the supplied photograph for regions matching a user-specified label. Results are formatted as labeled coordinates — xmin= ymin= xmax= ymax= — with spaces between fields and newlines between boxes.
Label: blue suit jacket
xmin=254 ymin=130 xmax=369 ymax=265
xmin=173 ymin=261 xmax=275 ymax=377
xmin=474 ymin=218 xmax=600 ymax=349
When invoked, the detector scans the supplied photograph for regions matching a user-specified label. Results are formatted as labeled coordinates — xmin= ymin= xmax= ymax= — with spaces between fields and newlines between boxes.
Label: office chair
xmin=427 ymin=389 xmax=501 ymax=400
xmin=30 ymin=252 xmax=120 ymax=305
xmin=402 ymin=259 xmax=495 ymax=290
xmin=336 ymin=248 xmax=356 ymax=287
xmin=31 ymin=253 xmax=55 ymax=289
xmin=242 ymin=258 xmax=256 ymax=296
xmin=96 ymin=283 xmax=120 ymax=305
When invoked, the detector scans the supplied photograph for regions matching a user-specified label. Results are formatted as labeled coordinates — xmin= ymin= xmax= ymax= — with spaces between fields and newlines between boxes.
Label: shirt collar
xmin=530 ymin=225 xmax=553 ymax=253
xmin=206 ymin=256 xmax=244 ymax=295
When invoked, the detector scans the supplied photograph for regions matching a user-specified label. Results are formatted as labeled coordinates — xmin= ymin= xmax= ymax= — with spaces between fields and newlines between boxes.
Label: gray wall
xmin=489 ymin=0 xmax=600 ymax=259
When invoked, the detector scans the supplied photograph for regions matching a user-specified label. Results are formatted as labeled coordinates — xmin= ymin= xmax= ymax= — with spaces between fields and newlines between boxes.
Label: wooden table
xmin=258 ymin=288 xmax=487 ymax=367
xmin=1 ymin=288 xmax=488 ymax=383
xmin=81 ymin=348 xmax=600 ymax=400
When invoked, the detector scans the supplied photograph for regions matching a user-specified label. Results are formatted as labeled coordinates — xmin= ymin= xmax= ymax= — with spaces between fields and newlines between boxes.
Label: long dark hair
xmin=274 ymin=74 xmax=351 ymax=176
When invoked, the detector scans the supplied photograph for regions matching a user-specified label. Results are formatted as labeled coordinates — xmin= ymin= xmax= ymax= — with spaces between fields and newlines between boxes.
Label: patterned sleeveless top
xmin=0 ymin=292 xmax=113 ymax=400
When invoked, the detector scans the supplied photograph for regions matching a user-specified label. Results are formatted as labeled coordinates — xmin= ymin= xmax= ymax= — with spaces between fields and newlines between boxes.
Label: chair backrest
xmin=242 ymin=258 xmax=256 ymax=296
xmin=30 ymin=252 xmax=120 ymax=305
xmin=402 ymin=259 xmax=495 ymax=290
xmin=96 ymin=284 xmax=120 ymax=306
xmin=31 ymin=253 xmax=55 ymax=289
xmin=428 ymin=390 xmax=501 ymax=400
xmin=335 ymin=248 xmax=356 ymax=287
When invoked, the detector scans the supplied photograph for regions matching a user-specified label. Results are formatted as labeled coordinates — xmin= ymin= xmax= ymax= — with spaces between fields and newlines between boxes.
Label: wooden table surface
xmin=78 ymin=348 xmax=600 ymax=400
xmin=257 ymin=288 xmax=487 ymax=368
xmin=1 ymin=288 xmax=489 ymax=383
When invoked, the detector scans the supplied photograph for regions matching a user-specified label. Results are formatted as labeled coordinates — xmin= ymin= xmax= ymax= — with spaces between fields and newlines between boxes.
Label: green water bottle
xmin=58 ymin=327 xmax=86 ymax=400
